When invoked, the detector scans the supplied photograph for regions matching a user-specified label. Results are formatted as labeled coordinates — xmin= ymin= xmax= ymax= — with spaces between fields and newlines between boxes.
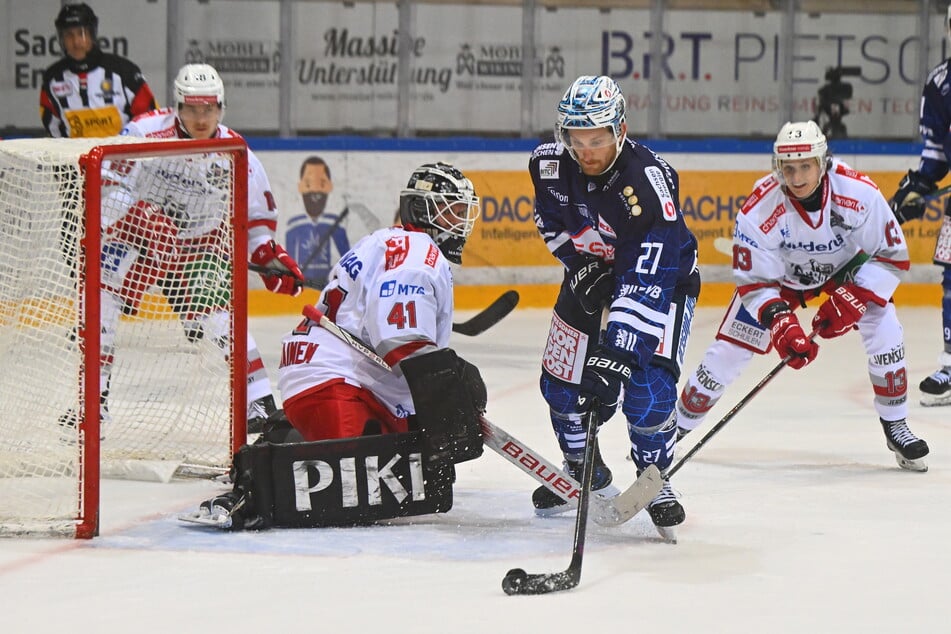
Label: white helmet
xmin=772 ymin=120 xmax=829 ymax=186
xmin=174 ymin=64 xmax=225 ymax=113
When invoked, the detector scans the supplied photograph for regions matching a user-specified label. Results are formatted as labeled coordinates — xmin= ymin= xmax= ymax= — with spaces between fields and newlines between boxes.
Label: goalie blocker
xmin=186 ymin=348 xmax=486 ymax=529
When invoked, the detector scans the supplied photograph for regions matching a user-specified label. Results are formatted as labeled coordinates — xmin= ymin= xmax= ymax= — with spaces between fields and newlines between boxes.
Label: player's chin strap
xmin=301 ymin=304 xmax=663 ymax=528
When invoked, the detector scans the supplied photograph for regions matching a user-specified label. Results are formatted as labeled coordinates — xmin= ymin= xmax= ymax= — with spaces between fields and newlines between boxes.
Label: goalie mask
xmin=556 ymin=75 xmax=627 ymax=174
xmin=174 ymin=64 xmax=226 ymax=125
xmin=772 ymin=120 xmax=830 ymax=195
xmin=398 ymin=163 xmax=480 ymax=264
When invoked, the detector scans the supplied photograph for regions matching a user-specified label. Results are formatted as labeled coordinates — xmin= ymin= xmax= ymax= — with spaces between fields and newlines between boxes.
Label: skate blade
xmin=654 ymin=524 xmax=678 ymax=544
xmin=894 ymin=454 xmax=928 ymax=472
xmin=919 ymin=394 xmax=951 ymax=407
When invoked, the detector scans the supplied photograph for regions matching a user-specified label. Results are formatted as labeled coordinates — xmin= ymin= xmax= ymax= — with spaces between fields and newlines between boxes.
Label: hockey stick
xmin=254 ymin=262 xmax=519 ymax=336
xmin=668 ymin=330 xmax=817 ymax=478
xmin=300 ymin=304 xmax=661 ymax=526
xmin=481 ymin=416 xmax=661 ymax=527
xmin=502 ymin=406 xmax=600 ymax=595
xmin=298 ymin=206 xmax=350 ymax=273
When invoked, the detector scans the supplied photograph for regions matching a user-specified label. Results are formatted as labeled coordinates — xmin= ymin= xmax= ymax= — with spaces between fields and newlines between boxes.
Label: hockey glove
xmin=107 ymin=201 xmax=179 ymax=263
xmin=568 ymin=255 xmax=614 ymax=315
xmin=251 ymin=240 xmax=305 ymax=296
xmin=812 ymin=283 xmax=873 ymax=339
xmin=889 ymin=170 xmax=936 ymax=224
xmin=578 ymin=347 xmax=631 ymax=422
xmin=764 ymin=304 xmax=818 ymax=370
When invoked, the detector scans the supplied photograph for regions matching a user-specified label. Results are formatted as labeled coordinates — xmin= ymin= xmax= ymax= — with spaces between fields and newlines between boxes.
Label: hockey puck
xmin=501 ymin=568 xmax=527 ymax=595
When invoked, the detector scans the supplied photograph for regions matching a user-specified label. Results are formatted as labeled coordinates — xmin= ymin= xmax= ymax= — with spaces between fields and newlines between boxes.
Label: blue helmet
xmin=555 ymin=75 xmax=627 ymax=173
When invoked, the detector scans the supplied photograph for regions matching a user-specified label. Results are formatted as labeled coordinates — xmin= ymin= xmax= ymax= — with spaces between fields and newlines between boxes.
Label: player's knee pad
xmin=624 ymin=366 xmax=678 ymax=471
xmin=857 ymin=302 xmax=902 ymax=356
xmin=226 ymin=432 xmax=455 ymax=530
xmin=402 ymin=348 xmax=485 ymax=464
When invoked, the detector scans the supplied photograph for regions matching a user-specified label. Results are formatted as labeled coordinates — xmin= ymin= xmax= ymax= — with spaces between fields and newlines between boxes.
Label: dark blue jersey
xmin=530 ymin=138 xmax=699 ymax=368
xmin=917 ymin=59 xmax=951 ymax=183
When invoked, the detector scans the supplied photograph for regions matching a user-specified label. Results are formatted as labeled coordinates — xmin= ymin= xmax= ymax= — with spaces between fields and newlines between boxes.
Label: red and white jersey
xmin=734 ymin=158 xmax=909 ymax=320
xmin=116 ymin=108 xmax=278 ymax=250
xmin=278 ymin=227 xmax=455 ymax=418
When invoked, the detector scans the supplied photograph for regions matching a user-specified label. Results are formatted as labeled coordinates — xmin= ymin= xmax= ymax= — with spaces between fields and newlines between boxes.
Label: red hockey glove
xmin=812 ymin=283 xmax=872 ymax=339
xmin=106 ymin=200 xmax=179 ymax=263
xmin=251 ymin=240 xmax=304 ymax=296
xmin=767 ymin=308 xmax=818 ymax=370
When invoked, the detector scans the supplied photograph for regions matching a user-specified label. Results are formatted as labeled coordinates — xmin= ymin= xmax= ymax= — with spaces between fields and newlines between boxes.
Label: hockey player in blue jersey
xmin=528 ymin=75 xmax=700 ymax=538
xmin=889 ymin=5 xmax=951 ymax=408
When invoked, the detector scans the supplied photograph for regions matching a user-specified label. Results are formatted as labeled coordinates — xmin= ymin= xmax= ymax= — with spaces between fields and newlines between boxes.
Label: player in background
xmin=529 ymin=75 xmax=700 ymax=538
xmin=888 ymin=5 xmax=951 ymax=407
xmin=40 ymin=3 xmax=157 ymax=138
xmin=278 ymin=162 xmax=482 ymax=441
xmin=100 ymin=63 xmax=304 ymax=431
xmin=676 ymin=121 xmax=929 ymax=472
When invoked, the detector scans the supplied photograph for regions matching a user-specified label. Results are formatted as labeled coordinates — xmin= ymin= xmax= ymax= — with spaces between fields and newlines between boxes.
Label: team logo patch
xmin=538 ymin=160 xmax=559 ymax=179
xmin=385 ymin=236 xmax=410 ymax=270
xmin=424 ymin=244 xmax=439 ymax=267
xmin=644 ymin=166 xmax=677 ymax=221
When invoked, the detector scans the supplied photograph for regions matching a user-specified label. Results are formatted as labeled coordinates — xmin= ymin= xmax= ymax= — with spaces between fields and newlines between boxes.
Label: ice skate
xmin=919 ymin=367 xmax=951 ymax=407
xmin=58 ymin=393 xmax=111 ymax=443
xmin=646 ymin=475 xmax=684 ymax=543
xmin=532 ymin=444 xmax=619 ymax=517
xmin=178 ymin=491 xmax=246 ymax=529
xmin=247 ymin=394 xmax=277 ymax=435
xmin=880 ymin=418 xmax=929 ymax=472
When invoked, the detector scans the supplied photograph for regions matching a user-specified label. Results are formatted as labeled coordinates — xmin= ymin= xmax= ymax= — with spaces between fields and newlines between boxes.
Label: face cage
xmin=558 ymin=125 xmax=625 ymax=175
xmin=424 ymin=192 xmax=481 ymax=241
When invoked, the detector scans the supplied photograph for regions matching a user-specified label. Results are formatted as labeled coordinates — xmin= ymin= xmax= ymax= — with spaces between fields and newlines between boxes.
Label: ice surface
xmin=0 ymin=306 xmax=947 ymax=632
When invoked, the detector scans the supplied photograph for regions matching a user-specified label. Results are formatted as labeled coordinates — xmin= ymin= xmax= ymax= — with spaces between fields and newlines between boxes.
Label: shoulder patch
xmin=644 ymin=165 xmax=677 ymax=221
xmin=538 ymin=159 xmax=560 ymax=180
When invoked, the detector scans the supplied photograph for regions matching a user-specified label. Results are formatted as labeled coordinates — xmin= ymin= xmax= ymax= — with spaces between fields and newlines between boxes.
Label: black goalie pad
xmin=234 ymin=432 xmax=454 ymax=529
xmin=402 ymin=348 xmax=485 ymax=464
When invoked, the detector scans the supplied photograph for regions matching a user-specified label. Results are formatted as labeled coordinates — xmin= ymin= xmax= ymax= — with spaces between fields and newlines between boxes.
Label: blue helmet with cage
xmin=555 ymin=75 xmax=627 ymax=172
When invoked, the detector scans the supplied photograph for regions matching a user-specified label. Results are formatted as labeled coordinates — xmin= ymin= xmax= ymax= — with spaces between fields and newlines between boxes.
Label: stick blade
xmin=452 ymin=290 xmax=519 ymax=336
xmin=594 ymin=464 xmax=664 ymax=527
xmin=502 ymin=567 xmax=580 ymax=596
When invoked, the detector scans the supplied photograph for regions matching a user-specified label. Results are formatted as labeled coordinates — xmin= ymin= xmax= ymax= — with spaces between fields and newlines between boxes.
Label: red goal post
xmin=0 ymin=136 xmax=248 ymax=538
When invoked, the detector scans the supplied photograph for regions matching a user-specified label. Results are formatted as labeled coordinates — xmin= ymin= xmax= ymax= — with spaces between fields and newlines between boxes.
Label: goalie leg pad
xmin=227 ymin=433 xmax=454 ymax=529
xmin=402 ymin=348 xmax=485 ymax=464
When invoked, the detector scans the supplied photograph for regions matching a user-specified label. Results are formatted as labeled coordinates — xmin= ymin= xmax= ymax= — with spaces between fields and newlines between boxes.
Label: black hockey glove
xmin=455 ymin=355 xmax=487 ymax=414
xmin=578 ymin=347 xmax=631 ymax=422
xmin=568 ymin=255 xmax=614 ymax=315
xmin=889 ymin=170 xmax=936 ymax=224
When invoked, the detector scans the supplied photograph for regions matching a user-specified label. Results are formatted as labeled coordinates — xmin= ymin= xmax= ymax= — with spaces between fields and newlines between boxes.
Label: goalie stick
xmin=252 ymin=262 xmax=519 ymax=337
xmin=300 ymin=304 xmax=662 ymax=527
xmin=502 ymin=406 xmax=599 ymax=595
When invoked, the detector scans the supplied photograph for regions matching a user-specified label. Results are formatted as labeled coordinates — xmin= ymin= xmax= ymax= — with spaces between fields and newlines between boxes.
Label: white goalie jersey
xmin=733 ymin=158 xmax=910 ymax=321
xmin=279 ymin=226 xmax=455 ymax=418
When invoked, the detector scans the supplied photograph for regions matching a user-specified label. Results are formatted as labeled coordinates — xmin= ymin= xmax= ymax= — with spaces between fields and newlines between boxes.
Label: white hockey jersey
xmin=278 ymin=227 xmax=455 ymax=418
xmin=115 ymin=108 xmax=278 ymax=250
xmin=734 ymin=159 xmax=910 ymax=321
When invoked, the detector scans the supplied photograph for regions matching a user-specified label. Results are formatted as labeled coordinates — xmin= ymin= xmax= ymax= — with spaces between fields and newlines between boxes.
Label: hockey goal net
xmin=0 ymin=136 xmax=248 ymax=538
